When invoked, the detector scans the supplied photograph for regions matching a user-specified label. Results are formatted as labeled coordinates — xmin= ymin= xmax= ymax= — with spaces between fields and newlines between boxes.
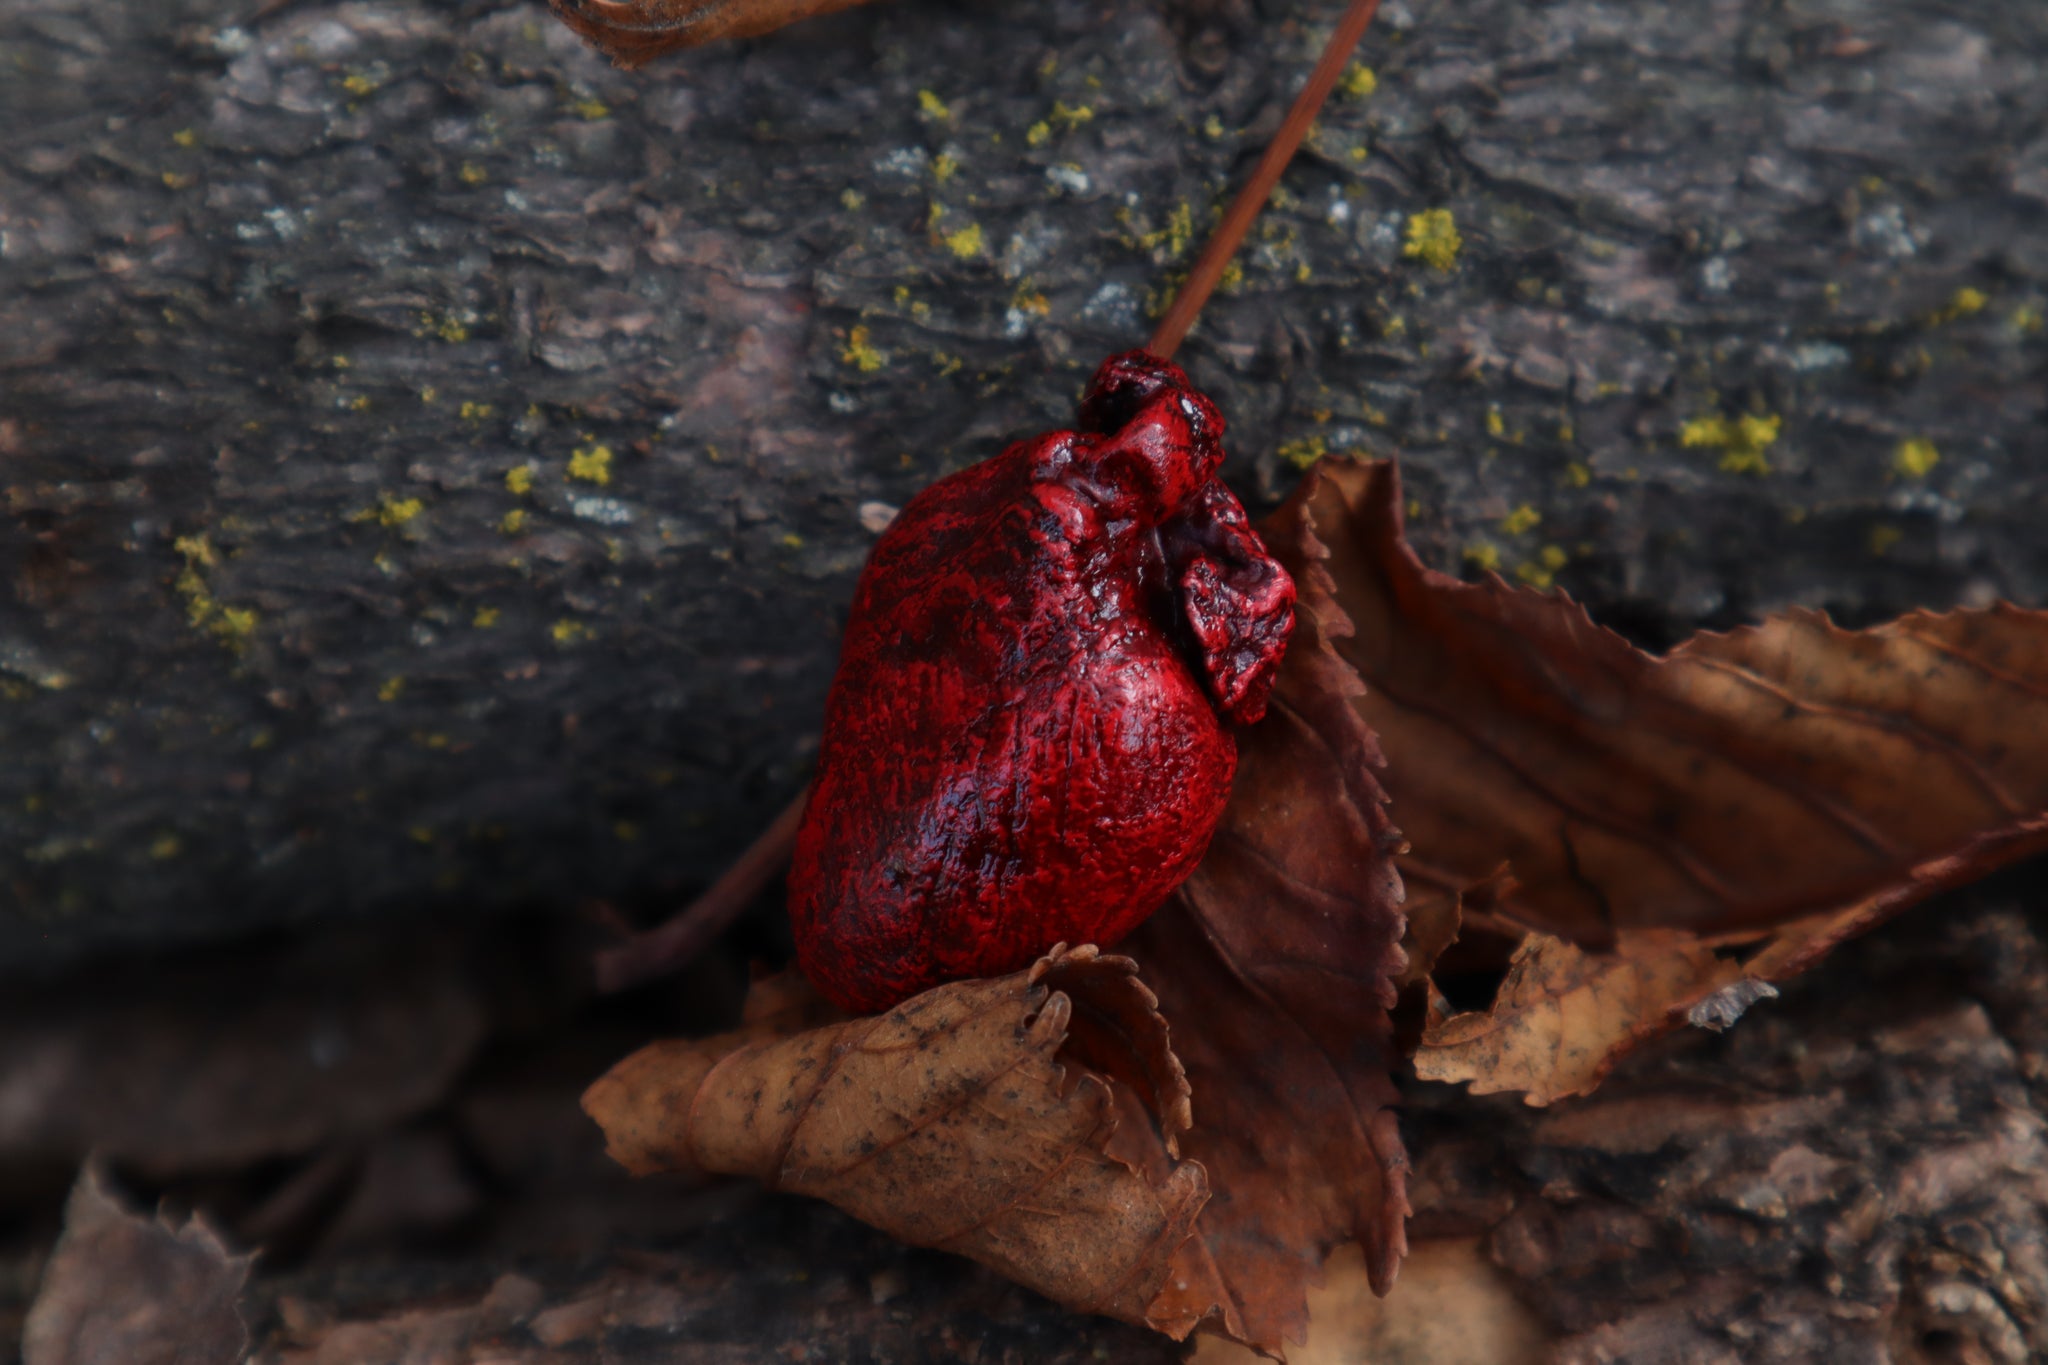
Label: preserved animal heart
xmin=790 ymin=350 xmax=1295 ymax=1013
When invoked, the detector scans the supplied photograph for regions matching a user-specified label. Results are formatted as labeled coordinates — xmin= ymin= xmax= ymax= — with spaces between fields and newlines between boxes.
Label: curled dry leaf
xmin=1413 ymin=930 xmax=1735 ymax=1104
xmin=23 ymin=1162 xmax=252 ymax=1365
xmin=1120 ymin=480 xmax=1411 ymax=1350
xmin=549 ymin=0 xmax=876 ymax=65
xmin=582 ymin=491 xmax=1412 ymax=1356
xmin=1415 ymin=819 xmax=2048 ymax=1103
xmin=582 ymin=945 xmax=1210 ymax=1327
xmin=1296 ymin=456 xmax=2048 ymax=1101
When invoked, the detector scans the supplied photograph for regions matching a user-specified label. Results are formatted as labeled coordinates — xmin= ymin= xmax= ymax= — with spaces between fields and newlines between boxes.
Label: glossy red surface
xmin=789 ymin=352 xmax=1296 ymax=1013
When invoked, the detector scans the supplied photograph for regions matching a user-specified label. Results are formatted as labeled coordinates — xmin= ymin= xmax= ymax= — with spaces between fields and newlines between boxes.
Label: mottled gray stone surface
xmin=2 ymin=0 xmax=2044 ymax=964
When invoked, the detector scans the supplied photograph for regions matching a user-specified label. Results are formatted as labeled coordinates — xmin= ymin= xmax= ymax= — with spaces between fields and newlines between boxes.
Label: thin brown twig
xmin=1149 ymin=0 xmax=1384 ymax=361
xmin=593 ymin=788 xmax=808 ymax=993
xmin=594 ymin=0 xmax=1385 ymax=993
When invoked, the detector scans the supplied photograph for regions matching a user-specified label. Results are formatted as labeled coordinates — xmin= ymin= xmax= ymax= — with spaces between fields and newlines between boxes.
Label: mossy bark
xmin=4 ymin=0 xmax=2045 ymax=970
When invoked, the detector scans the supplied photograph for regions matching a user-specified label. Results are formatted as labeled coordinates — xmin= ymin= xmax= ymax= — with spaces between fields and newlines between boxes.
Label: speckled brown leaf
xmin=1415 ymin=819 xmax=2048 ymax=1103
xmin=1192 ymin=1239 xmax=1551 ymax=1365
xmin=1118 ymin=480 xmax=1411 ymax=1352
xmin=580 ymin=490 xmax=1412 ymax=1355
xmin=549 ymin=0 xmax=876 ymax=65
xmin=1413 ymin=930 xmax=1738 ymax=1104
xmin=1302 ymin=457 xmax=2048 ymax=1100
xmin=23 ymin=1163 xmax=252 ymax=1365
xmin=582 ymin=945 xmax=1211 ymax=1327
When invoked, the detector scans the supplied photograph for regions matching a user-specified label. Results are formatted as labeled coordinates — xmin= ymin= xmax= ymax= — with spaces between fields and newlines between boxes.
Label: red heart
xmin=790 ymin=352 xmax=1295 ymax=1013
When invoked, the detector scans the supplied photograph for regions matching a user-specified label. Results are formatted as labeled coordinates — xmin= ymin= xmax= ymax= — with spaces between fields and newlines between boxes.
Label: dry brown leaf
xmin=1190 ymin=1239 xmax=1551 ymax=1365
xmin=1413 ymin=930 xmax=1739 ymax=1103
xmin=1415 ymin=818 xmax=2048 ymax=1103
xmin=262 ymin=1273 xmax=549 ymax=1365
xmin=1304 ymin=456 xmax=2048 ymax=947
xmin=581 ymin=492 xmax=1413 ymax=1354
xmin=23 ymin=1162 xmax=252 ymax=1365
xmin=582 ymin=944 xmax=1210 ymax=1326
xmin=1294 ymin=456 xmax=2048 ymax=1100
xmin=1117 ymin=482 xmax=1411 ymax=1351
xmin=549 ymin=0 xmax=876 ymax=65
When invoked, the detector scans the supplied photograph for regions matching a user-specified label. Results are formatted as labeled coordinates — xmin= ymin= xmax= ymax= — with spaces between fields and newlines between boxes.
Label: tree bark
xmin=6 ymin=1 xmax=2048 ymax=1355
xmin=1404 ymin=885 xmax=2048 ymax=1363
xmin=4 ymin=0 xmax=2044 ymax=967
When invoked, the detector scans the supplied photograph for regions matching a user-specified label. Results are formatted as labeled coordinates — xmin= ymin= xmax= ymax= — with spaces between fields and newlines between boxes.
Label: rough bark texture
xmin=4 ymin=0 xmax=2044 ymax=966
xmin=5 ymin=0 xmax=2048 ymax=1358
xmin=1404 ymin=879 xmax=2048 ymax=1364
xmin=7 ymin=865 xmax=2048 ymax=1361
xmin=238 ymin=1196 xmax=1192 ymax=1364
